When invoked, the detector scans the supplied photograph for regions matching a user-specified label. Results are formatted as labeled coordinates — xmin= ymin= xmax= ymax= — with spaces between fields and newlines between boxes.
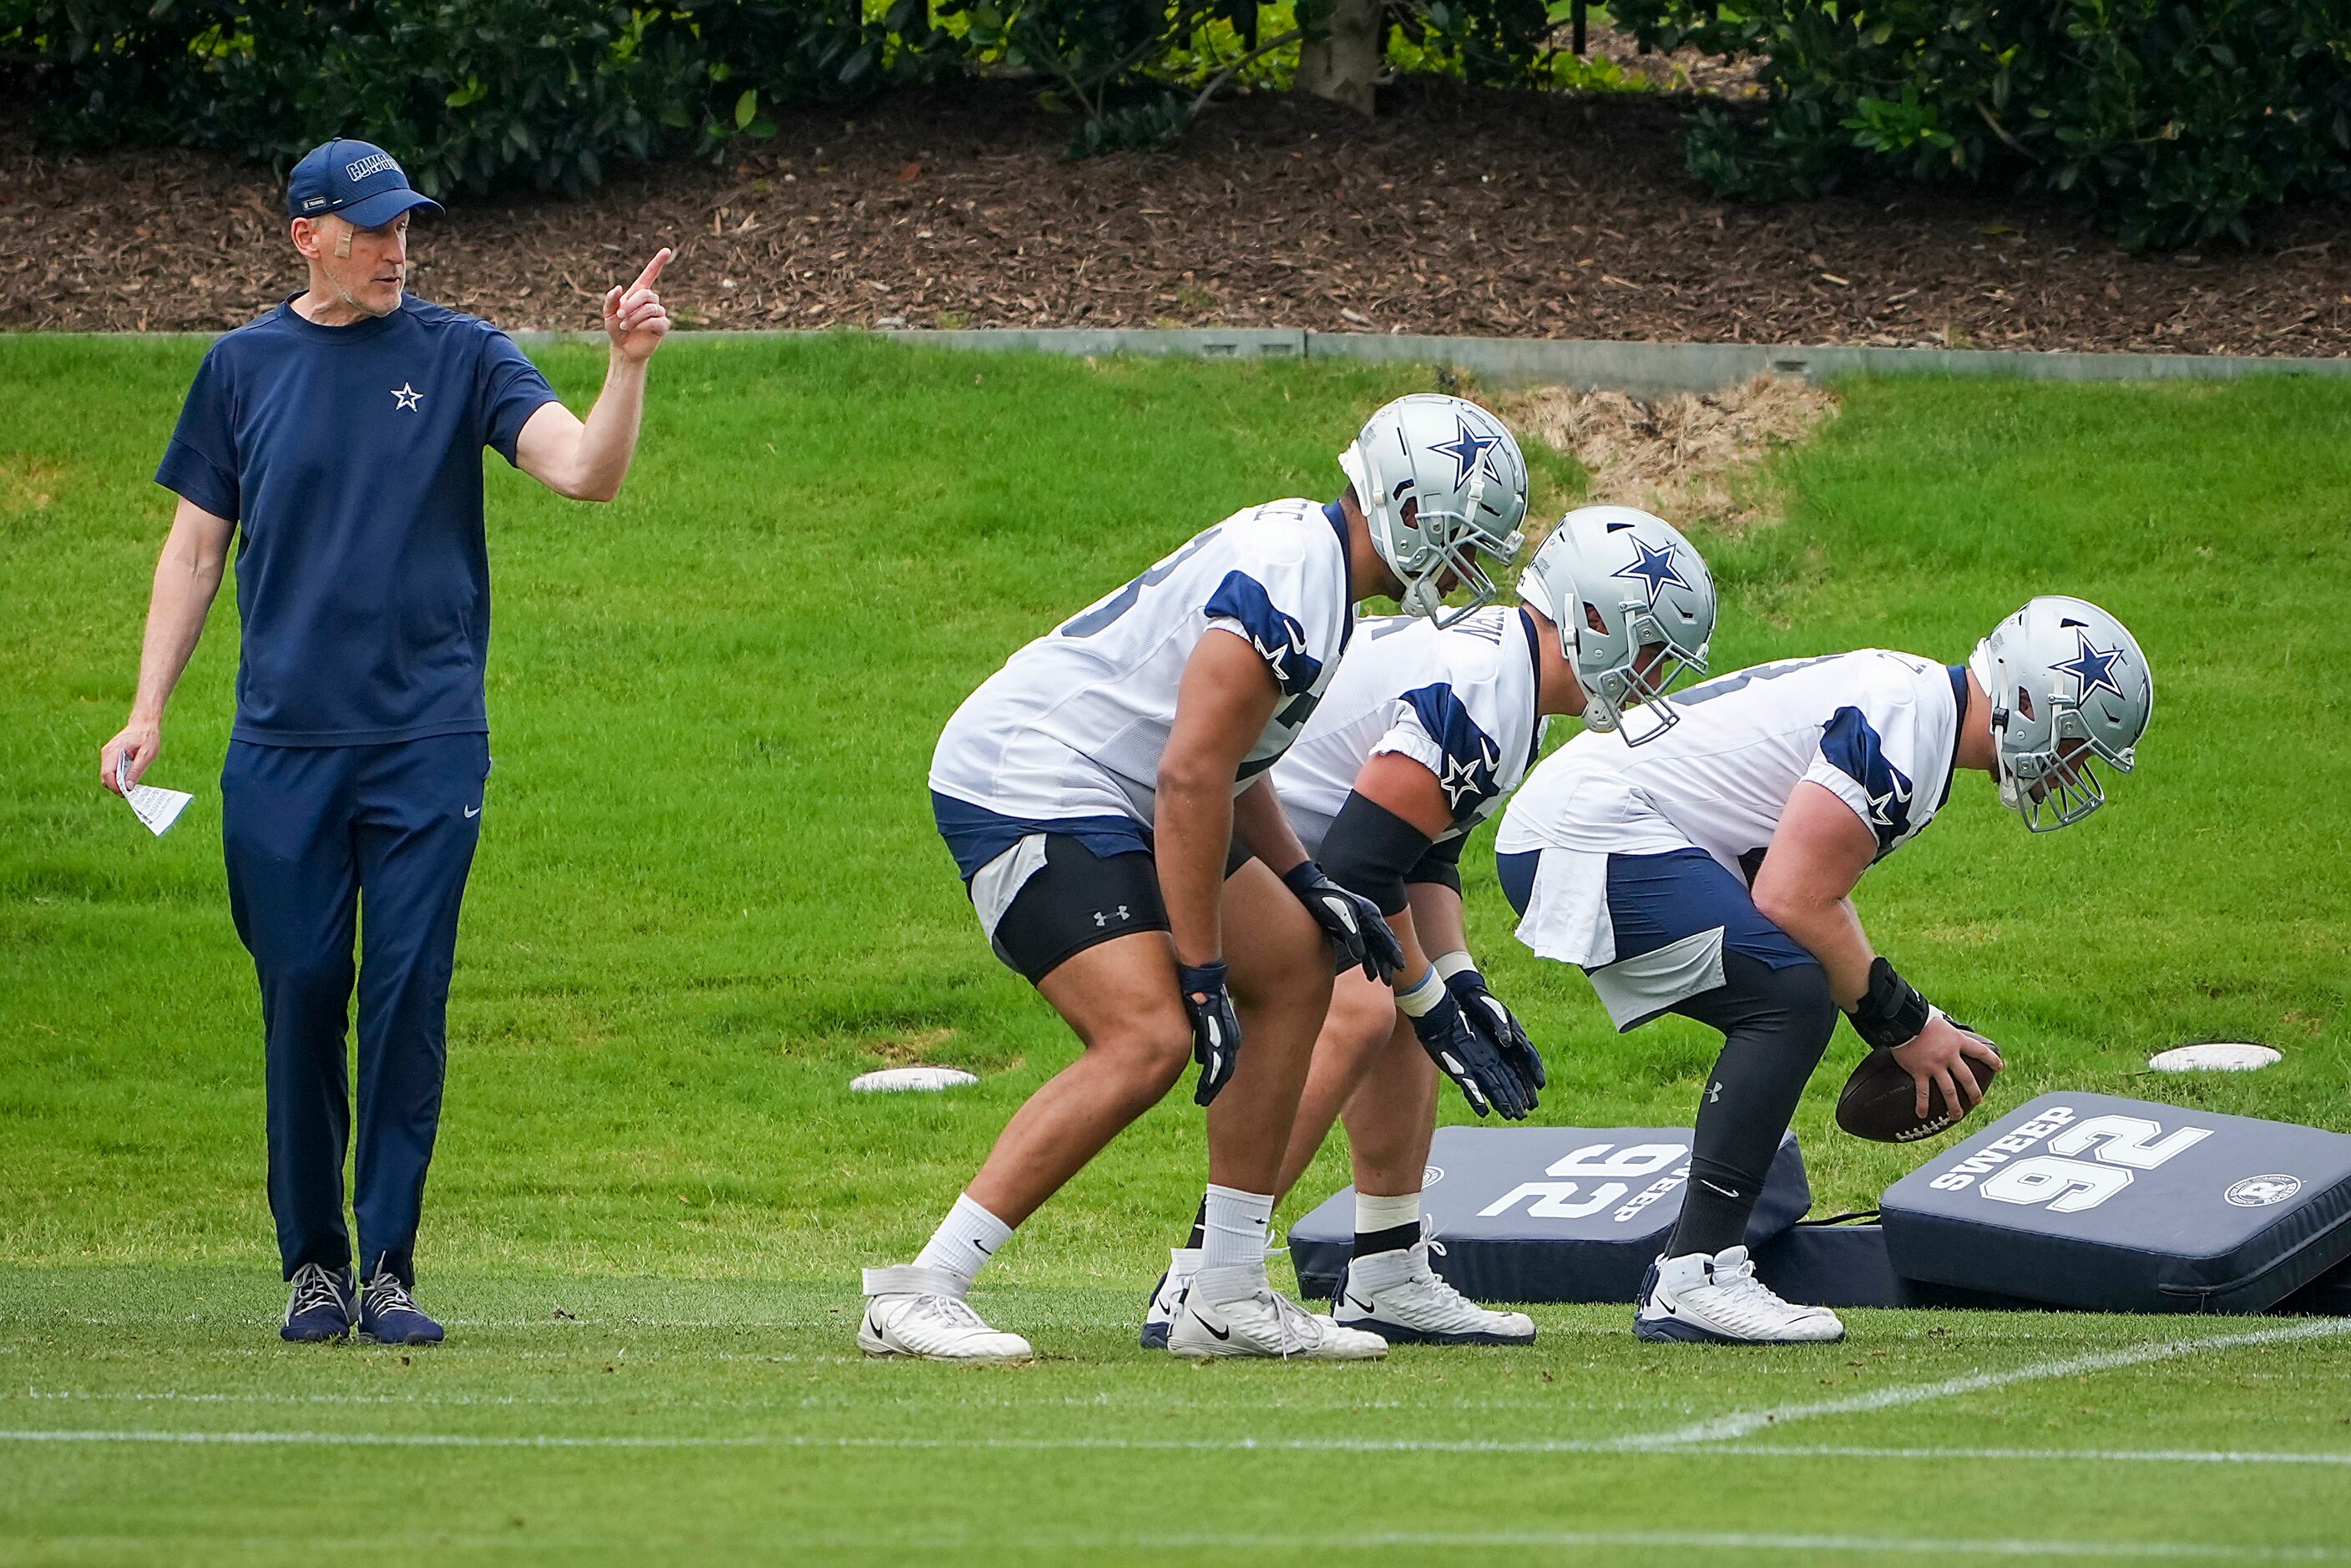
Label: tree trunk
xmin=1296 ymin=0 xmax=1382 ymax=117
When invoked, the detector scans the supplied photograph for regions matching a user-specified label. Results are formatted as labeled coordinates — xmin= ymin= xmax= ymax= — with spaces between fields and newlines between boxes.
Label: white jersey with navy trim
xmin=930 ymin=498 xmax=1354 ymax=828
xmin=1496 ymin=649 xmax=1968 ymax=880
xmin=1273 ymin=606 xmax=1547 ymax=857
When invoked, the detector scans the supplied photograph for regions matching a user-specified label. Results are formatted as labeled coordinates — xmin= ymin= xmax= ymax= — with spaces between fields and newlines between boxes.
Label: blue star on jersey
xmin=1866 ymin=771 xmax=1914 ymax=832
xmin=2050 ymin=630 xmax=2127 ymax=703
xmin=1433 ymin=417 xmax=1500 ymax=488
xmin=1610 ymin=537 xmax=1690 ymax=608
xmin=1439 ymin=738 xmax=1501 ymax=811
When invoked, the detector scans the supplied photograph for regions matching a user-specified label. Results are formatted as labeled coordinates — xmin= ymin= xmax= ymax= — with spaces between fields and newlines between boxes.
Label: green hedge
xmin=10 ymin=0 xmax=2348 ymax=240
xmin=2 ymin=0 xmax=949 ymax=195
xmin=1609 ymin=0 xmax=2351 ymax=249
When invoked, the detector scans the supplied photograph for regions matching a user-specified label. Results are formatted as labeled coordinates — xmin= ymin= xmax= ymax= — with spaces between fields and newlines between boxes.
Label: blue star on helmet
xmin=2050 ymin=631 xmax=2127 ymax=703
xmin=1610 ymin=537 xmax=1691 ymax=608
xmin=1433 ymin=416 xmax=1500 ymax=489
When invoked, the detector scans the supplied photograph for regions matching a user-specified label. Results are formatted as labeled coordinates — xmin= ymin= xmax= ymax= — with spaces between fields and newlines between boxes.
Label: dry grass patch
xmin=0 ymin=455 xmax=63 ymax=518
xmin=1504 ymin=373 xmax=1838 ymax=533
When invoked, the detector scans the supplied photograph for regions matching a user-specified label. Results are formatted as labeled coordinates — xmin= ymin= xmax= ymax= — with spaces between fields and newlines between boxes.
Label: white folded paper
xmin=121 ymin=776 xmax=193 ymax=837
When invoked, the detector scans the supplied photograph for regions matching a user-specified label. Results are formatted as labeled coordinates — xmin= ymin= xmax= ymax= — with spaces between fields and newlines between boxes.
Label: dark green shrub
xmin=3 ymin=0 xmax=956 ymax=196
xmin=1609 ymin=0 xmax=2351 ymax=248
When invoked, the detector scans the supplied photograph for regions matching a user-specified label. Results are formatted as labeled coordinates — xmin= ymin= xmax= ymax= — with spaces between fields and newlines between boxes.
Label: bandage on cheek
xmin=336 ymin=225 xmax=353 ymax=258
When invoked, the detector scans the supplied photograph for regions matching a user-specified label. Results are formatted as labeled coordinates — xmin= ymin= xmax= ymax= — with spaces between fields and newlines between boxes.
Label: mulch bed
xmin=6 ymin=77 xmax=2349 ymax=355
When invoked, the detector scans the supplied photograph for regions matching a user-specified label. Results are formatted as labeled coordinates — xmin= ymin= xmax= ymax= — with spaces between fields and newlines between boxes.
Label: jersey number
xmin=1059 ymin=529 xmax=1219 ymax=640
xmin=1671 ymin=654 xmax=1841 ymax=708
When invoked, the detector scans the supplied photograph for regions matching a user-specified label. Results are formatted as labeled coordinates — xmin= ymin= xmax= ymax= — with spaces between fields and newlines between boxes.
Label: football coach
xmin=99 ymin=139 xmax=672 ymax=1345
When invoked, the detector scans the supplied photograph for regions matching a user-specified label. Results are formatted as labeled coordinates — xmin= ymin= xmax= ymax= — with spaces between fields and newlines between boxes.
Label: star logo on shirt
xmin=1432 ymin=416 xmax=1500 ymax=489
xmin=1439 ymin=738 xmax=1499 ymax=810
xmin=2050 ymin=630 xmax=2127 ymax=704
xmin=1609 ymin=538 xmax=1691 ymax=608
xmin=1867 ymin=771 xmax=1914 ymax=830
xmin=390 ymin=382 xmax=423 ymax=412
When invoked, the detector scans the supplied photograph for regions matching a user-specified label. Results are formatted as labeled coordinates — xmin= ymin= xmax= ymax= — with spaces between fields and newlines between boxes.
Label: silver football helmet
xmin=1969 ymin=595 xmax=2152 ymax=832
xmin=1517 ymin=505 xmax=1716 ymax=745
xmin=1338 ymin=394 xmax=1529 ymax=627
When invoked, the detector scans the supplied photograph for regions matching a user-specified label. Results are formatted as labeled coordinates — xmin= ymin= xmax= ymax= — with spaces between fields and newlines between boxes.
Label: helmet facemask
xmin=2000 ymin=699 xmax=2134 ymax=832
xmin=1577 ymin=596 xmax=1709 ymax=746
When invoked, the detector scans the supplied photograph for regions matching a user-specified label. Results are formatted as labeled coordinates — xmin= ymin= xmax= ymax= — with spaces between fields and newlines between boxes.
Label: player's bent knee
xmin=1753 ymin=958 xmax=1838 ymax=1064
xmin=1112 ymin=1018 xmax=1196 ymax=1103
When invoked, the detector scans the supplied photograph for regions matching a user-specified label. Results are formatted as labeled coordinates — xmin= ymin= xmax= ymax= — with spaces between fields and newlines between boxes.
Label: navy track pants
xmin=221 ymin=734 xmax=488 ymax=1287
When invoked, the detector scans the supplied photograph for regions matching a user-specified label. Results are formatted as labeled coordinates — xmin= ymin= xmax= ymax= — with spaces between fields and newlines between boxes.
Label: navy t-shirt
xmin=155 ymin=295 xmax=559 ymax=746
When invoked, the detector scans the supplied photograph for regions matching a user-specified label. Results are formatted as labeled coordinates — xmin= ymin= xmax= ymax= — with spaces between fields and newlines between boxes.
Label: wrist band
xmin=1394 ymin=966 xmax=1445 ymax=1018
xmin=1431 ymin=949 xmax=1476 ymax=981
xmin=1848 ymin=956 xmax=1934 ymax=1050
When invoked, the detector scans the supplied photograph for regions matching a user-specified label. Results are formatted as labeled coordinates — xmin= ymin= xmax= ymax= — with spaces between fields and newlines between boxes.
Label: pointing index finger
xmin=629 ymin=247 xmax=674 ymax=295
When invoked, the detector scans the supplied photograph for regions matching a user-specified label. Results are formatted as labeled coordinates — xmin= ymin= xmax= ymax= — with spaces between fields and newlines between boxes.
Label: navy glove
xmin=1179 ymin=959 xmax=1242 ymax=1106
xmin=1443 ymin=963 xmax=1546 ymax=1095
xmin=1401 ymin=973 xmax=1531 ymax=1120
xmin=1280 ymin=860 xmax=1406 ymax=984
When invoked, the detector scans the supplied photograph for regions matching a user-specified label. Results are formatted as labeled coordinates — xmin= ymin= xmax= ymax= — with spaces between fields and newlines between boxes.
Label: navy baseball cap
xmin=286 ymin=139 xmax=443 ymax=227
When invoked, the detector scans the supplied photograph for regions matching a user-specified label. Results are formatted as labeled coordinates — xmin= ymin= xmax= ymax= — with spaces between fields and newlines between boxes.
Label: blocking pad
xmin=1288 ymin=1124 xmax=1811 ymax=1303
xmin=1881 ymin=1092 xmax=2351 ymax=1313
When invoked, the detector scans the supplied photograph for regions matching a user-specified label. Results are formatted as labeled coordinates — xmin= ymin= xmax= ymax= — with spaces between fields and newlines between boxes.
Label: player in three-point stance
xmin=1141 ymin=506 xmax=1718 ymax=1349
xmin=862 ymin=394 xmax=1530 ymax=1363
xmin=1494 ymin=596 xmax=2153 ymax=1343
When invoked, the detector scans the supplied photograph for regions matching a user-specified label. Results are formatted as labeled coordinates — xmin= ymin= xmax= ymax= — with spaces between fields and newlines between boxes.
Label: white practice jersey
xmin=931 ymin=498 xmax=1354 ymax=827
xmin=1497 ymin=649 xmax=1969 ymax=879
xmin=1273 ymin=606 xmax=1548 ymax=857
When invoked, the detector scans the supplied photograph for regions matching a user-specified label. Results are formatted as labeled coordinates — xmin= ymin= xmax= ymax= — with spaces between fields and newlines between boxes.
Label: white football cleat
xmin=1635 ymin=1246 xmax=1845 ymax=1345
xmin=1333 ymin=1236 xmax=1534 ymax=1346
xmin=1167 ymin=1266 xmax=1387 ymax=1361
xmin=859 ymin=1265 xmax=1033 ymax=1363
xmin=1140 ymin=1247 xmax=1200 ymax=1350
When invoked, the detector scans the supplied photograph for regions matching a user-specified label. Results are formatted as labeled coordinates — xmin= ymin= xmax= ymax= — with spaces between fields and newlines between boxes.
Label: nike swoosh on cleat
xmin=1191 ymin=1311 xmax=1231 ymax=1342
xmin=1344 ymin=1292 xmax=1375 ymax=1313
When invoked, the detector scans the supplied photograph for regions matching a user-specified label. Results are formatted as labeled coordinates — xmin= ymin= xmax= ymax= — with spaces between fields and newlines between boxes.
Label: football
xmin=1835 ymin=1046 xmax=2000 ymax=1143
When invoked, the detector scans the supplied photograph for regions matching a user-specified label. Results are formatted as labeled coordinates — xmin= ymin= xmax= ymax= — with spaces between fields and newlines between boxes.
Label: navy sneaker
xmin=359 ymin=1273 xmax=445 ymax=1345
xmin=281 ymin=1262 xmax=357 ymax=1343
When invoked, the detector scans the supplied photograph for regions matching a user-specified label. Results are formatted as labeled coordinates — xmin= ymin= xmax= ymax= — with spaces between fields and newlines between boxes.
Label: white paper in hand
xmin=118 ymin=757 xmax=193 ymax=837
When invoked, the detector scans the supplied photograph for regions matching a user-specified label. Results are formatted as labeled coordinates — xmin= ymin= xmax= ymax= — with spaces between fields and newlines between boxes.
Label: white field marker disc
xmin=2146 ymin=1042 xmax=2282 ymax=1074
xmin=852 ymin=1065 xmax=979 ymax=1093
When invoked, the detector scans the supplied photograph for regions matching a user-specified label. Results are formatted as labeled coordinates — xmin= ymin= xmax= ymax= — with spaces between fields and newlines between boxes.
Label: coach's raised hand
xmin=603 ymin=247 xmax=673 ymax=362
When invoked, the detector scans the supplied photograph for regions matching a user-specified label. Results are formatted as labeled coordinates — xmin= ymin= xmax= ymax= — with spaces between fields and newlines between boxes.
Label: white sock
xmin=911 ymin=1193 xmax=1014 ymax=1292
xmin=1354 ymin=1190 xmax=1423 ymax=1237
xmin=1200 ymin=1183 xmax=1276 ymax=1275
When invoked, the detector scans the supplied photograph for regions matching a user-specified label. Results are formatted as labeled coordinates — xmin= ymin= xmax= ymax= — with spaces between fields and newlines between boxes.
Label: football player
xmin=1494 ymin=596 xmax=2153 ymax=1343
xmin=862 ymin=394 xmax=1529 ymax=1363
xmin=1142 ymin=507 xmax=1718 ymax=1349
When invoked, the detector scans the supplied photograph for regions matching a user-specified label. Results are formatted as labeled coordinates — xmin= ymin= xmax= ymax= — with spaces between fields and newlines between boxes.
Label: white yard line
xmin=6 ymin=1318 xmax=2347 ymax=1467
xmin=1135 ymin=1531 xmax=2345 ymax=1560
xmin=13 ymin=1530 xmax=2341 ymax=1561
xmin=1637 ymin=1317 xmax=2351 ymax=1446
xmin=4 ymin=1428 xmax=2349 ymax=1469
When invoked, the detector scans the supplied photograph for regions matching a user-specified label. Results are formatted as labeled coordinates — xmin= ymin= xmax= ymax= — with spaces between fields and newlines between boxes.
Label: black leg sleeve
xmin=1663 ymin=953 xmax=1838 ymax=1259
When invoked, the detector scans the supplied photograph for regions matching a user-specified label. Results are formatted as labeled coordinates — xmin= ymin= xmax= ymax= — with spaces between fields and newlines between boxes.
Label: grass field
xmin=3 ymin=335 xmax=2350 ymax=1562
